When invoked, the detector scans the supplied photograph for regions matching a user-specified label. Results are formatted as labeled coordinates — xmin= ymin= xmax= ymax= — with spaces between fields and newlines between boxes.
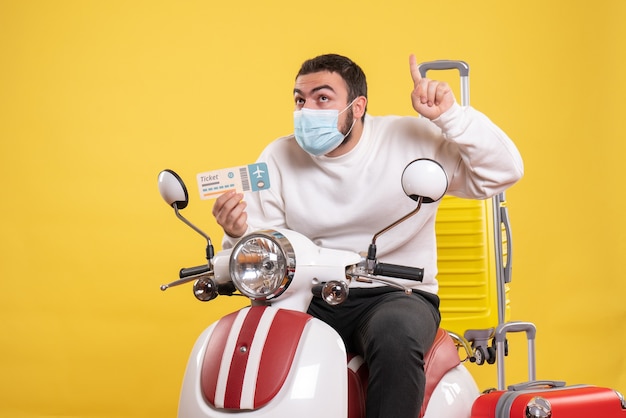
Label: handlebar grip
xmin=179 ymin=265 xmax=211 ymax=278
xmin=373 ymin=263 xmax=424 ymax=281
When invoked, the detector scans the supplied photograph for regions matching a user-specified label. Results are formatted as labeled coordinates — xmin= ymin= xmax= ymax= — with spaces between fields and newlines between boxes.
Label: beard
xmin=338 ymin=107 xmax=355 ymax=147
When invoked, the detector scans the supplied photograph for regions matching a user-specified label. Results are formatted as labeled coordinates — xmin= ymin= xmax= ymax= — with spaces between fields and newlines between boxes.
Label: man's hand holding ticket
xmin=196 ymin=163 xmax=270 ymax=200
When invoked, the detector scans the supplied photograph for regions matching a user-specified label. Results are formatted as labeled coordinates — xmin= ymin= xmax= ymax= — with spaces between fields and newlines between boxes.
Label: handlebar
xmin=180 ymin=265 xmax=211 ymax=278
xmin=373 ymin=262 xmax=424 ymax=281
xmin=160 ymin=264 xmax=212 ymax=291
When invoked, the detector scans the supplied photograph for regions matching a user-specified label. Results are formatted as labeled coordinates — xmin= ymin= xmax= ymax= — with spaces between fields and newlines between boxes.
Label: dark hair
xmin=296 ymin=54 xmax=368 ymax=113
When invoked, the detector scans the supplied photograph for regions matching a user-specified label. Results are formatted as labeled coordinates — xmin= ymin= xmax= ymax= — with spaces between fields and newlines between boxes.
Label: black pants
xmin=307 ymin=286 xmax=441 ymax=418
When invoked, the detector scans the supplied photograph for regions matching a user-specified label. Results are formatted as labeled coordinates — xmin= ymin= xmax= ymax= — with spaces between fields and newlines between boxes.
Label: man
xmin=212 ymin=53 xmax=523 ymax=418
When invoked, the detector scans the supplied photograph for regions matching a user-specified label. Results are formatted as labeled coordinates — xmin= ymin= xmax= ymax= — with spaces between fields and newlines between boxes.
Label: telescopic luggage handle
xmin=417 ymin=60 xmax=470 ymax=106
xmin=419 ymin=59 xmax=513 ymax=298
xmin=495 ymin=321 xmax=538 ymax=390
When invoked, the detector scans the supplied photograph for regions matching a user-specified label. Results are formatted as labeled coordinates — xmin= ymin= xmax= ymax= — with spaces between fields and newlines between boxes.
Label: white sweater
xmin=223 ymin=104 xmax=524 ymax=294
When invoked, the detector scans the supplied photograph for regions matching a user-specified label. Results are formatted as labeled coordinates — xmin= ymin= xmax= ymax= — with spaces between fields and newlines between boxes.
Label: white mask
xmin=293 ymin=99 xmax=357 ymax=156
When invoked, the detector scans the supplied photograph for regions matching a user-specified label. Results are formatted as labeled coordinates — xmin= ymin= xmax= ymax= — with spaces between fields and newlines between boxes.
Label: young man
xmin=212 ymin=53 xmax=523 ymax=418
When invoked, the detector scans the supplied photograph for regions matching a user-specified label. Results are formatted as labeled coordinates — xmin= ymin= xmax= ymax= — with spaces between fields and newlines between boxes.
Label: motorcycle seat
xmin=346 ymin=327 xmax=461 ymax=418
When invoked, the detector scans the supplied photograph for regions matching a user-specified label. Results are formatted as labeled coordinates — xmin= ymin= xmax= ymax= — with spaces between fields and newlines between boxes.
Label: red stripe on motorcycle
xmin=200 ymin=310 xmax=239 ymax=406
xmin=222 ymin=306 xmax=267 ymax=409
xmin=201 ymin=307 xmax=312 ymax=410
xmin=254 ymin=309 xmax=311 ymax=407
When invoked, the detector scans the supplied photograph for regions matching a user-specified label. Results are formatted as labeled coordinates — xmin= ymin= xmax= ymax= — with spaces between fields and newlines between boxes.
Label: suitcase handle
xmin=495 ymin=321 xmax=537 ymax=390
xmin=500 ymin=196 xmax=513 ymax=284
xmin=492 ymin=193 xmax=514 ymax=324
xmin=507 ymin=380 xmax=567 ymax=391
xmin=417 ymin=60 xmax=469 ymax=77
xmin=417 ymin=60 xmax=470 ymax=106
xmin=494 ymin=321 xmax=536 ymax=342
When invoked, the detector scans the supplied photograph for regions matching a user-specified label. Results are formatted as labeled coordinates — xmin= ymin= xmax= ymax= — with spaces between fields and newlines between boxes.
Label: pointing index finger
xmin=409 ymin=54 xmax=422 ymax=86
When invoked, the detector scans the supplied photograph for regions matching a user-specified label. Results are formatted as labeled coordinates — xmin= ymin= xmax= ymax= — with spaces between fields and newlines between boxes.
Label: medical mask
xmin=293 ymin=99 xmax=357 ymax=156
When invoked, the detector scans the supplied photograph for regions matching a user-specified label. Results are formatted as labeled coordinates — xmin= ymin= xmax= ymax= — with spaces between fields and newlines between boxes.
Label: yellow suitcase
xmin=436 ymin=195 xmax=510 ymax=337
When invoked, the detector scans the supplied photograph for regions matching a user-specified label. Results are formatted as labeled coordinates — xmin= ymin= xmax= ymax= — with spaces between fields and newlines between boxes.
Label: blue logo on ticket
xmin=197 ymin=163 xmax=270 ymax=200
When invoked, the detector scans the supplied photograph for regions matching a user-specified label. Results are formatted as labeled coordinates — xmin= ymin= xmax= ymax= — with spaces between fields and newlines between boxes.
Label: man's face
xmin=293 ymin=71 xmax=354 ymax=136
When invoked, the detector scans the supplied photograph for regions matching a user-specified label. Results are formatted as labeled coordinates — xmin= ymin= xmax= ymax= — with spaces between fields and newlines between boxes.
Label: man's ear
xmin=353 ymin=96 xmax=367 ymax=119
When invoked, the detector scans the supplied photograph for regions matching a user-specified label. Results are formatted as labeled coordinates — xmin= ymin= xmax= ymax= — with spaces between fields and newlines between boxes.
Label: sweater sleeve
xmin=432 ymin=103 xmax=524 ymax=199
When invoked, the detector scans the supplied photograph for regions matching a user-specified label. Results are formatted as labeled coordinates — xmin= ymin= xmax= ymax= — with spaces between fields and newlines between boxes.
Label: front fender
xmin=178 ymin=306 xmax=347 ymax=418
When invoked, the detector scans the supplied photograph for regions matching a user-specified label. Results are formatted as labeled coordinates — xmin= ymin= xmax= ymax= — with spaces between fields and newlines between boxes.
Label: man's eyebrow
xmin=293 ymin=84 xmax=336 ymax=95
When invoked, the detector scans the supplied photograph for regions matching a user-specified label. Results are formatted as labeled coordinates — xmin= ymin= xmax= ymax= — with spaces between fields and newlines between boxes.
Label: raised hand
xmin=409 ymin=54 xmax=456 ymax=120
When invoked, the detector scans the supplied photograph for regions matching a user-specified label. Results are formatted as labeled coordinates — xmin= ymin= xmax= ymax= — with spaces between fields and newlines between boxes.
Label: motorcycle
xmin=157 ymin=158 xmax=480 ymax=418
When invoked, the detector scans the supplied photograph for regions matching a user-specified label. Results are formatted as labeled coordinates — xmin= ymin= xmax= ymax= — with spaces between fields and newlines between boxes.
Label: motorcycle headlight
xmin=229 ymin=230 xmax=295 ymax=300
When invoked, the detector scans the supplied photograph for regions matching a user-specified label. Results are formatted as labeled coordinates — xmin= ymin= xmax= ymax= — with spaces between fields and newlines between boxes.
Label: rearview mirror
xmin=401 ymin=159 xmax=448 ymax=203
xmin=158 ymin=169 xmax=189 ymax=209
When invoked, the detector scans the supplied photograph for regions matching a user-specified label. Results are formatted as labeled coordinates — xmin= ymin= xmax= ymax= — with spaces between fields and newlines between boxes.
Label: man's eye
xmin=295 ymin=98 xmax=305 ymax=105
xmin=319 ymin=96 xmax=329 ymax=102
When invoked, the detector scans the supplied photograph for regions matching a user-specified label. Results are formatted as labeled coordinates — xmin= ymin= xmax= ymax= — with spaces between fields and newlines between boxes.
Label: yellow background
xmin=1 ymin=0 xmax=625 ymax=416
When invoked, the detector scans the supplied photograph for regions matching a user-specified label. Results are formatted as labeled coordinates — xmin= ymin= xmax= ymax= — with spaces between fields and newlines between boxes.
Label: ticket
xmin=197 ymin=162 xmax=271 ymax=200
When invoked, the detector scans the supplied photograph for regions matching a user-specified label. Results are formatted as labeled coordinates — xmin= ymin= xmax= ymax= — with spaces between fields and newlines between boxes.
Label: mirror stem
xmin=366 ymin=197 xmax=423 ymax=270
xmin=174 ymin=203 xmax=214 ymax=267
xmin=371 ymin=197 xmax=423 ymax=245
